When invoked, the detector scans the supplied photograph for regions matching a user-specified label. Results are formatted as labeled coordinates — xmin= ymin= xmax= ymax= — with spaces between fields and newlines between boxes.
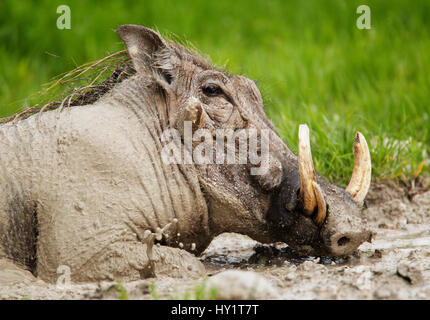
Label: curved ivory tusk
xmin=312 ymin=181 xmax=327 ymax=225
xmin=298 ymin=124 xmax=317 ymax=215
xmin=346 ymin=132 xmax=372 ymax=206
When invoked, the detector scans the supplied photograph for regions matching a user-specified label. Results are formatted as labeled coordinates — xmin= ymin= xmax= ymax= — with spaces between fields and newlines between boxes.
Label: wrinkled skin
xmin=0 ymin=25 xmax=370 ymax=283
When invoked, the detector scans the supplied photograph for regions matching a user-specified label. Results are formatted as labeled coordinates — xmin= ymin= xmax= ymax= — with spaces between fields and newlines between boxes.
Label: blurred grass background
xmin=0 ymin=0 xmax=429 ymax=184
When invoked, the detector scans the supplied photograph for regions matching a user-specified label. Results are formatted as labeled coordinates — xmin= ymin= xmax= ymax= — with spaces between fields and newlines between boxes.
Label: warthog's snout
xmin=319 ymin=188 xmax=373 ymax=256
xmin=268 ymin=125 xmax=372 ymax=257
xmin=323 ymin=229 xmax=372 ymax=256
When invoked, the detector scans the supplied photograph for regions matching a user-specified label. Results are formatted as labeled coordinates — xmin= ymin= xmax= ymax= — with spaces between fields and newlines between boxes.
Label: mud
xmin=0 ymin=179 xmax=429 ymax=300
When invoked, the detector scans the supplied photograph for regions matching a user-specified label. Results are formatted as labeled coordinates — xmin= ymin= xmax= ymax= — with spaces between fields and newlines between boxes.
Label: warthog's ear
xmin=116 ymin=24 xmax=175 ymax=83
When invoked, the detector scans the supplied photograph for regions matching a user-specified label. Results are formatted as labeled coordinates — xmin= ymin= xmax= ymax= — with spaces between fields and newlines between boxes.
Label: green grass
xmin=167 ymin=278 xmax=218 ymax=300
xmin=1 ymin=0 xmax=429 ymax=184
xmin=150 ymin=281 xmax=159 ymax=300
xmin=114 ymin=281 xmax=129 ymax=300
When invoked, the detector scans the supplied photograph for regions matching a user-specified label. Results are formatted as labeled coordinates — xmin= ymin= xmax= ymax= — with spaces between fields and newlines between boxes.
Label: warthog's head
xmin=117 ymin=25 xmax=372 ymax=257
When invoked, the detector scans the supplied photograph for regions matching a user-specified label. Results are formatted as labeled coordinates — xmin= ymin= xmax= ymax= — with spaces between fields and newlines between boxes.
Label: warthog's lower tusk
xmin=298 ymin=124 xmax=317 ymax=215
xmin=312 ymin=181 xmax=326 ymax=225
xmin=346 ymin=132 xmax=372 ymax=206
xmin=298 ymin=124 xmax=326 ymax=225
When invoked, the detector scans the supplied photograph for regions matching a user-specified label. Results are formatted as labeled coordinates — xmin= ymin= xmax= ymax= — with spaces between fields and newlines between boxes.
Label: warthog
xmin=0 ymin=25 xmax=372 ymax=283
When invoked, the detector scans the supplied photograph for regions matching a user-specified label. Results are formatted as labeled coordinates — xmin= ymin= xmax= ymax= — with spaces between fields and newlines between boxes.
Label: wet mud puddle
xmin=202 ymin=226 xmax=430 ymax=269
xmin=368 ymin=226 xmax=430 ymax=251
xmin=201 ymin=232 xmax=347 ymax=271
xmin=200 ymin=225 xmax=430 ymax=300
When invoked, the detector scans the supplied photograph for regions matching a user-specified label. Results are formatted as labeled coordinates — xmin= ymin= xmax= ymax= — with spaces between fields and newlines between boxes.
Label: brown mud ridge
xmin=0 ymin=179 xmax=429 ymax=299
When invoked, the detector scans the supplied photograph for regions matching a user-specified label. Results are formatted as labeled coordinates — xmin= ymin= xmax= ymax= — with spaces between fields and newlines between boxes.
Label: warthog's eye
xmin=202 ymin=83 xmax=223 ymax=97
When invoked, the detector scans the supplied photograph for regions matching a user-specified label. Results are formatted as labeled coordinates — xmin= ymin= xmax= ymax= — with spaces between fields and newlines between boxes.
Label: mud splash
xmin=0 ymin=179 xmax=429 ymax=299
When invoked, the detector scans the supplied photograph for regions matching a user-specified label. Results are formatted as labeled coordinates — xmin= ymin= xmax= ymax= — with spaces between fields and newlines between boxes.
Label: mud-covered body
xmin=0 ymin=25 xmax=372 ymax=282
xmin=0 ymin=79 xmax=210 ymax=282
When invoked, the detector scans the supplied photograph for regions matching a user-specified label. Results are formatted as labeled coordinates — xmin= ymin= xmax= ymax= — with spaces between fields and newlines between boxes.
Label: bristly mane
xmin=0 ymin=35 xmax=219 ymax=125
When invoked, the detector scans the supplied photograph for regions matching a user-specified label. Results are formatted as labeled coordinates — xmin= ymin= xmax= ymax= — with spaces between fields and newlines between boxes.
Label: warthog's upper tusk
xmin=346 ymin=132 xmax=372 ymax=206
xmin=298 ymin=124 xmax=317 ymax=215
xmin=298 ymin=124 xmax=326 ymax=225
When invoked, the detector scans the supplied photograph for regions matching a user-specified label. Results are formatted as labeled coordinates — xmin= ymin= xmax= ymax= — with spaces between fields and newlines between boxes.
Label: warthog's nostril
xmin=337 ymin=236 xmax=350 ymax=247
